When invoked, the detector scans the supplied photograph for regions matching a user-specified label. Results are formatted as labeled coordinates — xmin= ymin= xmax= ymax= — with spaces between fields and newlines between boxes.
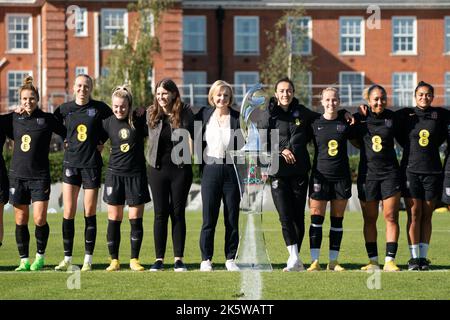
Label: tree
xmin=93 ymin=0 xmax=173 ymax=108
xmin=259 ymin=8 xmax=314 ymax=107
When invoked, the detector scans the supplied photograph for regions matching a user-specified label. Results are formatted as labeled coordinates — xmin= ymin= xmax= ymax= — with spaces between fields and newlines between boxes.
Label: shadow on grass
xmin=269 ymin=262 xmax=450 ymax=271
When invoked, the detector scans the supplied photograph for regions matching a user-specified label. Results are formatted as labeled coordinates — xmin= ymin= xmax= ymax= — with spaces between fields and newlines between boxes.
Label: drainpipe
xmin=216 ymin=6 xmax=224 ymax=80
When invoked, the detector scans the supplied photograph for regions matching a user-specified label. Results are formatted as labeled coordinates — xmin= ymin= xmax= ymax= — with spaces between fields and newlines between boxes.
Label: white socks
xmin=409 ymin=244 xmax=419 ymax=259
xmin=419 ymin=243 xmax=429 ymax=259
xmin=286 ymin=244 xmax=300 ymax=266
xmin=84 ymin=254 xmax=92 ymax=264
xmin=311 ymin=249 xmax=320 ymax=262
xmin=64 ymin=256 xmax=72 ymax=263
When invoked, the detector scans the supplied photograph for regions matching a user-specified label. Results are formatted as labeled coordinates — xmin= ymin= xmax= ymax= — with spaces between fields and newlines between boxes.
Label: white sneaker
xmin=283 ymin=258 xmax=304 ymax=272
xmin=225 ymin=259 xmax=240 ymax=271
xmin=200 ymin=260 xmax=213 ymax=272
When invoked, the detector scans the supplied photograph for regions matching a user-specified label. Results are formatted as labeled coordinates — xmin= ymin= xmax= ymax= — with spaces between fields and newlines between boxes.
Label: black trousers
xmin=270 ymin=174 xmax=309 ymax=249
xmin=148 ymin=164 xmax=193 ymax=258
xmin=199 ymin=163 xmax=240 ymax=261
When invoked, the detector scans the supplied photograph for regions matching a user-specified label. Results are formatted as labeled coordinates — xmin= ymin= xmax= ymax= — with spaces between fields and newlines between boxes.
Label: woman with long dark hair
xmin=146 ymin=78 xmax=194 ymax=272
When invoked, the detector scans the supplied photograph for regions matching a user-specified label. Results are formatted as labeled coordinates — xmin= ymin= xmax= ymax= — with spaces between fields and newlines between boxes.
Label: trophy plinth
xmin=231 ymin=84 xmax=273 ymax=272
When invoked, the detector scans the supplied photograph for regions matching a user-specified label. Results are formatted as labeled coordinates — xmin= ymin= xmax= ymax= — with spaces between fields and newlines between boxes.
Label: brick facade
xmin=0 ymin=0 xmax=183 ymax=113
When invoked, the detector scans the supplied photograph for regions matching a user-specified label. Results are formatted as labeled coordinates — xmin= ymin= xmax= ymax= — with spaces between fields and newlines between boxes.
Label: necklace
xmin=215 ymin=113 xmax=229 ymax=127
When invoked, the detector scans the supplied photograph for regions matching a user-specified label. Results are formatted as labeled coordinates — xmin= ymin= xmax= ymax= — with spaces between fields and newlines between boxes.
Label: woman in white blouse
xmin=196 ymin=80 xmax=243 ymax=272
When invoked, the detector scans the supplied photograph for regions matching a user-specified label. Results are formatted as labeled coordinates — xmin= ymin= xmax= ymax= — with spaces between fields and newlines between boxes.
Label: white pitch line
xmin=239 ymin=213 xmax=263 ymax=300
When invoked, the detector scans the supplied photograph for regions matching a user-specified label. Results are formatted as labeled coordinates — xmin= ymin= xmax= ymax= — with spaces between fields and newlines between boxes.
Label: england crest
xmin=431 ymin=111 xmax=437 ymax=119
xmin=336 ymin=124 xmax=346 ymax=132
xmin=87 ymin=108 xmax=97 ymax=117
xmin=385 ymin=119 xmax=392 ymax=128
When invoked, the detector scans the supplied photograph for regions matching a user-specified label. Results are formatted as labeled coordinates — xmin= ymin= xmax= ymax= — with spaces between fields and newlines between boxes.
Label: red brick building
xmin=182 ymin=0 xmax=450 ymax=108
xmin=2 ymin=1 xmax=450 ymax=112
xmin=0 ymin=0 xmax=183 ymax=112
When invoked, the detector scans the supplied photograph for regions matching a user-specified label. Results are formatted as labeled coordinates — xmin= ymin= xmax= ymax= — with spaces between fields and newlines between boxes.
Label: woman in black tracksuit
xmin=258 ymin=77 xmax=320 ymax=272
xmin=197 ymin=80 xmax=243 ymax=272
xmin=146 ymin=78 xmax=194 ymax=272
xmin=4 ymin=76 xmax=66 ymax=271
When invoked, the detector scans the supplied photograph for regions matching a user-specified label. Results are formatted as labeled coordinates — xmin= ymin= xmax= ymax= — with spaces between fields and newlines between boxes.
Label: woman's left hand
xmin=345 ymin=112 xmax=355 ymax=125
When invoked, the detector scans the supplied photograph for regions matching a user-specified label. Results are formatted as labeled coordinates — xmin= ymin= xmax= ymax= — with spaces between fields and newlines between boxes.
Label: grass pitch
xmin=1 ymin=208 xmax=450 ymax=300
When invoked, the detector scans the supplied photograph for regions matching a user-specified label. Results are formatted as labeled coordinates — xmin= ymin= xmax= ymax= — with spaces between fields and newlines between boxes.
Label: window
xmin=183 ymin=16 xmax=206 ymax=53
xmin=74 ymin=8 xmax=87 ymax=36
xmin=234 ymin=16 xmax=259 ymax=55
xmin=392 ymin=17 xmax=416 ymax=54
xmin=339 ymin=17 xmax=364 ymax=55
xmin=183 ymin=71 xmax=207 ymax=106
xmin=75 ymin=66 xmax=88 ymax=76
xmin=8 ymin=71 xmax=32 ymax=107
xmin=234 ymin=71 xmax=260 ymax=104
xmin=339 ymin=72 xmax=365 ymax=106
xmin=143 ymin=12 xmax=154 ymax=36
xmin=445 ymin=72 xmax=450 ymax=106
xmin=287 ymin=17 xmax=312 ymax=55
xmin=445 ymin=17 xmax=450 ymax=54
xmin=101 ymin=67 xmax=110 ymax=78
xmin=7 ymin=14 xmax=33 ymax=53
xmin=392 ymin=72 xmax=416 ymax=107
xmin=101 ymin=9 xmax=128 ymax=49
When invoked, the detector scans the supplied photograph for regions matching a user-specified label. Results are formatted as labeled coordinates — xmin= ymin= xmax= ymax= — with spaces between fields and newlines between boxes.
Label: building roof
xmin=183 ymin=0 xmax=450 ymax=9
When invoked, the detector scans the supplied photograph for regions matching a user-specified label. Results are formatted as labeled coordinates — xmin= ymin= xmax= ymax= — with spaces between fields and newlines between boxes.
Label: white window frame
xmin=6 ymin=14 xmax=33 ymax=53
xmin=75 ymin=66 xmax=88 ymax=76
xmin=183 ymin=71 xmax=208 ymax=106
xmin=7 ymin=70 xmax=33 ymax=109
xmin=287 ymin=16 xmax=312 ymax=56
xmin=100 ymin=9 xmax=128 ymax=50
xmin=339 ymin=16 xmax=365 ymax=55
xmin=392 ymin=16 xmax=417 ymax=55
xmin=306 ymin=71 xmax=312 ymax=107
xmin=445 ymin=17 xmax=450 ymax=54
xmin=392 ymin=72 xmax=417 ymax=107
xmin=234 ymin=71 xmax=260 ymax=104
xmin=183 ymin=16 xmax=206 ymax=54
xmin=445 ymin=72 xmax=450 ymax=106
xmin=339 ymin=71 xmax=365 ymax=106
xmin=234 ymin=16 xmax=259 ymax=55
xmin=74 ymin=8 xmax=88 ymax=37
xmin=144 ymin=12 xmax=155 ymax=37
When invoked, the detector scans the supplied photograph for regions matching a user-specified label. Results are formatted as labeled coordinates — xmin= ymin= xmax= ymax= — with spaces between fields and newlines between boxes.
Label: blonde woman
xmin=307 ymin=87 xmax=357 ymax=272
xmin=102 ymin=85 xmax=151 ymax=271
xmin=54 ymin=74 xmax=113 ymax=272
xmin=196 ymin=80 xmax=243 ymax=272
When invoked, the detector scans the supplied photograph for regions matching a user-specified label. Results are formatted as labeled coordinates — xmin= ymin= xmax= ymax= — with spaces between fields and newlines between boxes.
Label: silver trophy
xmin=231 ymin=83 xmax=273 ymax=271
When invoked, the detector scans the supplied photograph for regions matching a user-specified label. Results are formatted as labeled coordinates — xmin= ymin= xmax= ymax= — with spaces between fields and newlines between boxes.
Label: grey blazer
xmin=146 ymin=103 xmax=194 ymax=168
